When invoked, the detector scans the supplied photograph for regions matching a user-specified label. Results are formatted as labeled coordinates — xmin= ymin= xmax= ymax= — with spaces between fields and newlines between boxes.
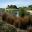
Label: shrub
xmin=0 ymin=21 xmax=17 ymax=32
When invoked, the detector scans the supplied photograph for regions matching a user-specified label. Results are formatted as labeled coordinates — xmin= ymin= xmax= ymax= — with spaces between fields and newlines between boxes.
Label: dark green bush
xmin=19 ymin=8 xmax=25 ymax=17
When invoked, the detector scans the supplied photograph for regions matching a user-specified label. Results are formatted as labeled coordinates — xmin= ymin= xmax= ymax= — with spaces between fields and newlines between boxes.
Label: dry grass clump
xmin=0 ymin=21 xmax=17 ymax=32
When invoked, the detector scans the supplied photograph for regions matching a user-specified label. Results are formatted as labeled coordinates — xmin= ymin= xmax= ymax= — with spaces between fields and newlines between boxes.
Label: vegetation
xmin=0 ymin=21 xmax=17 ymax=32
xmin=0 ymin=5 xmax=32 ymax=16
xmin=7 ymin=5 xmax=17 ymax=9
xmin=0 ymin=8 xmax=5 ymax=12
xmin=0 ymin=4 xmax=32 ymax=32
xmin=19 ymin=7 xmax=26 ymax=16
xmin=28 ymin=5 xmax=32 ymax=10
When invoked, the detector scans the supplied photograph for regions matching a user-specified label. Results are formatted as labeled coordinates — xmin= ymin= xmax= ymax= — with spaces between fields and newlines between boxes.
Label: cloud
xmin=0 ymin=0 xmax=32 ymax=8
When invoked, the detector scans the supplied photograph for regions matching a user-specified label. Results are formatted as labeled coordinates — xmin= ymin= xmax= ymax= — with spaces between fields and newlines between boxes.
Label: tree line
xmin=0 ymin=5 xmax=32 ymax=16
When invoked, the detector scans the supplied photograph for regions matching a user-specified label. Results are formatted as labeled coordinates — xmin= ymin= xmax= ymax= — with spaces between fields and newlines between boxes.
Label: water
xmin=16 ymin=11 xmax=19 ymax=17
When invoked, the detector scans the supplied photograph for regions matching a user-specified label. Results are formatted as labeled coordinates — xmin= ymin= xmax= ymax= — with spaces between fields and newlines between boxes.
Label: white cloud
xmin=0 ymin=0 xmax=32 ymax=8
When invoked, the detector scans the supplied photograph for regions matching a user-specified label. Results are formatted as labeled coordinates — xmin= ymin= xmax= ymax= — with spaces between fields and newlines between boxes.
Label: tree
xmin=19 ymin=7 xmax=26 ymax=17
xmin=6 ymin=5 xmax=18 ymax=14
xmin=28 ymin=5 xmax=32 ymax=10
xmin=0 ymin=8 xmax=5 ymax=12
xmin=28 ymin=5 xmax=32 ymax=8
xmin=7 ymin=5 xmax=17 ymax=9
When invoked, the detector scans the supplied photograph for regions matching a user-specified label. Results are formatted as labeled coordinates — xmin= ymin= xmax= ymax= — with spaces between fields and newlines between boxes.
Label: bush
xmin=0 ymin=21 xmax=17 ymax=32
xmin=19 ymin=8 xmax=25 ymax=17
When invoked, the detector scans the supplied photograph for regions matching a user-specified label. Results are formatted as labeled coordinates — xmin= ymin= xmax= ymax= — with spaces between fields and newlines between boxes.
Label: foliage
xmin=0 ymin=21 xmax=17 ymax=32
xmin=19 ymin=7 xmax=26 ymax=16
xmin=5 ymin=5 xmax=18 ymax=14
xmin=0 ymin=5 xmax=32 ymax=16
xmin=28 ymin=5 xmax=32 ymax=8
xmin=7 ymin=5 xmax=17 ymax=9
xmin=28 ymin=5 xmax=32 ymax=10
xmin=0 ymin=8 xmax=5 ymax=12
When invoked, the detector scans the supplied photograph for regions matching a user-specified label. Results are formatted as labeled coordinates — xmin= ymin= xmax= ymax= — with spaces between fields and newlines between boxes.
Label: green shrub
xmin=19 ymin=8 xmax=25 ymax=17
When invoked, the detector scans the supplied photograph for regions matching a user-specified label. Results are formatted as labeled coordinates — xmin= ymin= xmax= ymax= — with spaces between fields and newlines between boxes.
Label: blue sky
xmin=0 ymin=0 xmax=32 ymax=8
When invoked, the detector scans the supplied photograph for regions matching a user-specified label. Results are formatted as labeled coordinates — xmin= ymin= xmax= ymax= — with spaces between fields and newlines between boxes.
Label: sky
xmin=0 ymin=0 xmax=32 ymax=8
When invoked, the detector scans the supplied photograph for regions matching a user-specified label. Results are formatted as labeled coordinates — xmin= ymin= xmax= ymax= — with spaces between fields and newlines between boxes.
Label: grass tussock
xmin=0 ymin=21 xmax=17 ymax=32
